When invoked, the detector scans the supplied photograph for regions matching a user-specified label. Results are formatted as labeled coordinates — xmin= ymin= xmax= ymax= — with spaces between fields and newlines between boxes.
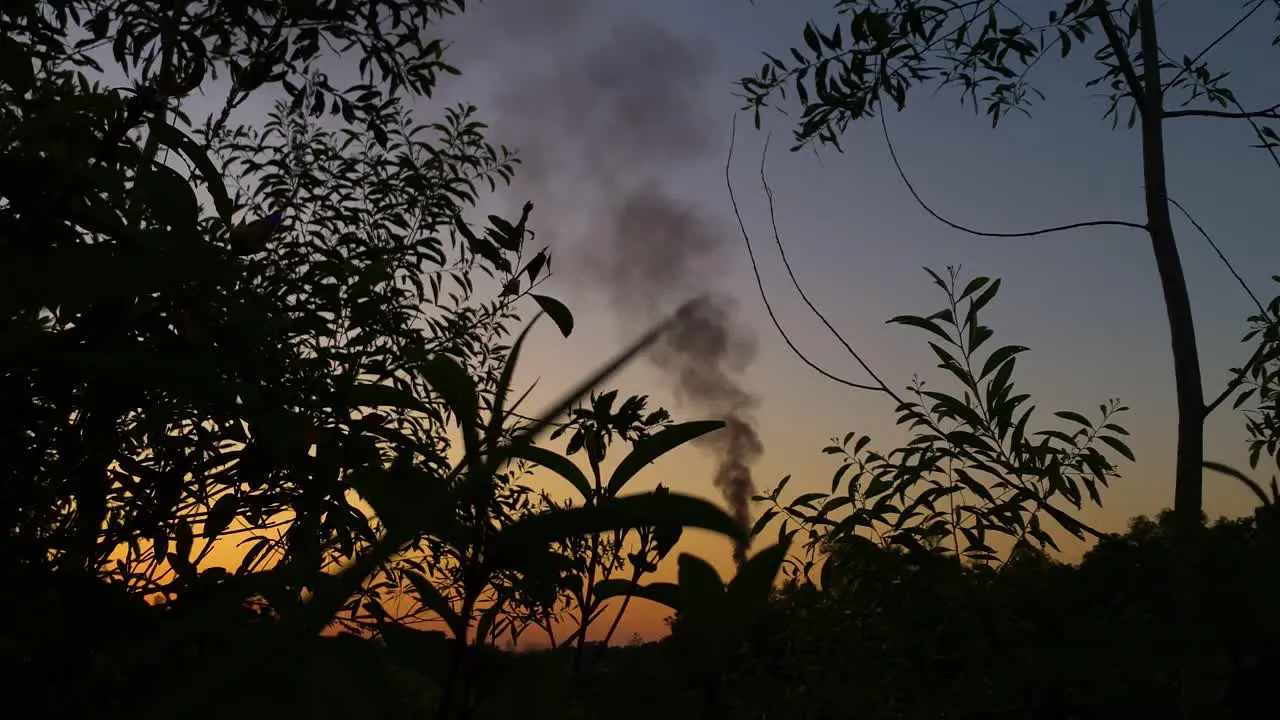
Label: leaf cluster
xmin=753 ymin=267 xmax=1132 ymax=568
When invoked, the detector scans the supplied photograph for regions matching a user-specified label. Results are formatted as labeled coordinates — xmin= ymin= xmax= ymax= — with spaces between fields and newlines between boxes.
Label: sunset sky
xmin=119 ymin=0 xmax=1280 ymax=643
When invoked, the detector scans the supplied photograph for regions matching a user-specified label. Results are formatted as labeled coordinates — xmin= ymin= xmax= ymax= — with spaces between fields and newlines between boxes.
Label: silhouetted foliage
xmin=5 ymin=2 xmax=1280 ymax=719
xmin=752 ymin=267 xmax=1132 ymax=569
xmin=0 ymin=2 xmax=758 ymax=719
xmin=736 ymin=3 xmax=1280 ymax=716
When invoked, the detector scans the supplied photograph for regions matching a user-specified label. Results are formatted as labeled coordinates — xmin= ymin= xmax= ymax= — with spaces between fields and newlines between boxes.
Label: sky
xmin=85 ymin=0 xmax=1280 ymax=643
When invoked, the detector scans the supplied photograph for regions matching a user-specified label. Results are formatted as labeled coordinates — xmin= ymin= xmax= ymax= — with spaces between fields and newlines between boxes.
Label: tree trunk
xmin=1135 ymin=2 xmax=1207 ymax=718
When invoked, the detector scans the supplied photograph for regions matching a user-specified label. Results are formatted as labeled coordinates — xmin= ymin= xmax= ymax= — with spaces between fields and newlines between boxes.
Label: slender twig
xmin=878 ymin=112 xmax=1148 ymax=237
xmin=1164 ymin=105 xmax=1280 ymax=120
xmin=726 ymin=116 xmax=883 ymax=393
xmin=1205 ymin=341 xmax=1267 ymax=416
xmin=1234 ymin=96 xmax=1280 ymax=172
xmin=1203 ymin=461 xmax=1272 ymax=507
xmin=1165 ymin=196 xmax=1275 ymax=417
xmin=757 ymin=132 xmax=902 ymax=402
xmin=1167 ymin=197 xmax=1267 ymax=318
xmin=1160 ymin=0 xmax=1268 ymax=94
xmin=1093 ymin=0 xmax=1148 ymax=114
xmin=1153 ymin=47 xmax=1280 ymax=171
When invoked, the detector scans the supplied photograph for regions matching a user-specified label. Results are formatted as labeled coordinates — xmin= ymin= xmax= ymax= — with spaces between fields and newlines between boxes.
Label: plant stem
xmin=600 ymin=567 xmax=644 ymax=648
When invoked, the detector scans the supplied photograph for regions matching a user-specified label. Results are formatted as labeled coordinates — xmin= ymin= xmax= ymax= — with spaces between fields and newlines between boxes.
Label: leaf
xmin=204 ymin=495 xmax=238 ymax=539
xmin=1054 ymin=410 xmax=1093 ymax=429
xmin=152 ymin=531 xmax=169 ymax=564
xmin=954 ymin=468 xmax=995 ymax=504
xmin=149 ymin=121 xmax=233 ymax=224
xmin=135 ymin=163 xmax=200 ymax=230
xmin=403 ymin=570 xmax=464 ymax=638
xmin=523 ymin=249 xmax=548 ymax=282
xmin=486 ymin=314 xmax=541 ymax=452
xmin=1203 ymin=461 xmax=1271 ymax=508
xmin=487 ymin=215 xmax=521 ymax=251
xmin=348 ymin=381 xmax=431 ymax=415
xmin=750 ymin=508 xmax=778 ymax=537
xmin=532 ymin=294 xmax=574 ymax=338
xmin=421 ymin=354 xmax=480 ymax=456
xmin=474 ymin=597 xmax=507 ymax=645
xmin=173 ymin=519 xmax=194 ymax=575
xmin=675 ymin=552 xmax=729 ymax=656
xmin=678 ymin=553 xmax=726 ymax=604
xmin=490 ymin=491 xmax=747 ymax=566
xmin=453 ymin=212 xmax=508 ymax=271
xmin=959 ymin=276 xmax=990 ymax=300
xmin=606 ymin=420 xmax=726 ymax=495
xmin=791 ymin=492 xmax=827 ymax=509
xmin=236 ymin=537 xmax=271 ymax=576
xmin=725 ymin=539 xmax=790 ymax=626
xmin=1040 ymin=502 xmax=1086 ymax=540
xmin=979 ymin=345 xmax=1028 ymax=380
xmin=888 ymin=314 xmax=952 ymax=343
xmin=352 ymin=466 xmax=465 ymax=549
xmin=591 ymin=578 xmax=636 ymax=602
xmin=803 ymin=22 xmax=822 ymax=54
xmin=775 ymin=474 xmax=792 ymax=498
xmin=1098 ymin=435 xmax=1135 ymax=462
xmin=0 ymin=35 xmax=34 ymax=94
xmin=969 ymin=278 xmax=1002 ymax=317
xmin=594 ymin=580 xmax=681 ymax=611
xmin=506 ymin=442 xmax=594 ymax=503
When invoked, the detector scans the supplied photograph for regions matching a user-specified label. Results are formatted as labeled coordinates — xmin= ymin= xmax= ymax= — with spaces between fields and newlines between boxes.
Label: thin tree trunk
xmin=1135 ymin=2 xmax=1207 ymax=717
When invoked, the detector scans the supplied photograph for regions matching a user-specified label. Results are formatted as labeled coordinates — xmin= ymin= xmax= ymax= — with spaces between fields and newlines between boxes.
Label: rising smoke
xmin=464 ymin=1 xmax=762 ymax=563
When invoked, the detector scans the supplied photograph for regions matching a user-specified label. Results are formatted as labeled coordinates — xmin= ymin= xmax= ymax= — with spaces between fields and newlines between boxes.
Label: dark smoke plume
xmin=472 ymin=2 xmax=761 ymax=562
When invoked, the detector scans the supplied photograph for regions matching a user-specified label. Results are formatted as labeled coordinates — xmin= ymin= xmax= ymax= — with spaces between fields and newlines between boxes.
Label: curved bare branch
xmin=879 ymin=112 xmax=1148 ymax=238
xmin=726 ymin=115 xmax=884 ymax=394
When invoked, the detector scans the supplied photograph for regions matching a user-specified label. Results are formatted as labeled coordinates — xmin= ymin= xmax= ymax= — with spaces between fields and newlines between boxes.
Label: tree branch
xmin=1164 ymin=104 xmax=1280 ymax=120
xmin=1093 ymin=0 xmax=1147 ymax=114
xmin=1161 ymin=0 xmax=1269 ymax=93
xmin=726 ymin=116 xmax=884 ymax=394
xmin=1165 ymin=195 xmax=1269 ymax=418
xmin=1203 ymin=461 xmax=1273 ymax=507
xmin=1167 ymin=197 xmax=1267 ymax=319
xmin=757 ymin=132 xmax=903 ymax=402
xmin=1236 ymin=96 xmax=1280 ymax=172
xmin=1204 ymin=345 xmax=1264 ymax=417
xmin=879 ymin=112 xmax=1148 ymax=237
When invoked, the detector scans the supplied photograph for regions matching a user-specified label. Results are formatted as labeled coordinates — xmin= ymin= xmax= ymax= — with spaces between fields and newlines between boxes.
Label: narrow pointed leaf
xmin=979 ymin=345 xmax=1028 ymax=380
xmin=404 ymin=570 xmax=464 ymax=638
xmin=203 ymin=495 xmax=238 ymax=539
xmin=726 ymin=539 xmax=791 ymax=625
xmin=1098 ymin=434 xmax=1136 ymax=462
xmin=490 ymin=491 xmax=746 ymax=565
xmin=348 ymin=382 xmax=432 ymax=415
xmin=486 ymin=314 xmax=541 ymax=448
xmin=606 ymin=420 xmax=726 ymax=495
xmin=421 ymin=353 xmax=480 ymax=458
xmin=505 ymin=442 xmax=594 ymax=502
xmin=531 ymin=294 xmax=574 ymax=337
xmin=594 ymin=580 xmax=681 ymax=611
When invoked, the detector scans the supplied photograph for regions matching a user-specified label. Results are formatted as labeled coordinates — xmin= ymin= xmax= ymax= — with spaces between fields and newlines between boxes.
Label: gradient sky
xmin=90 ymin=1 xmax=1280 ymax=643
